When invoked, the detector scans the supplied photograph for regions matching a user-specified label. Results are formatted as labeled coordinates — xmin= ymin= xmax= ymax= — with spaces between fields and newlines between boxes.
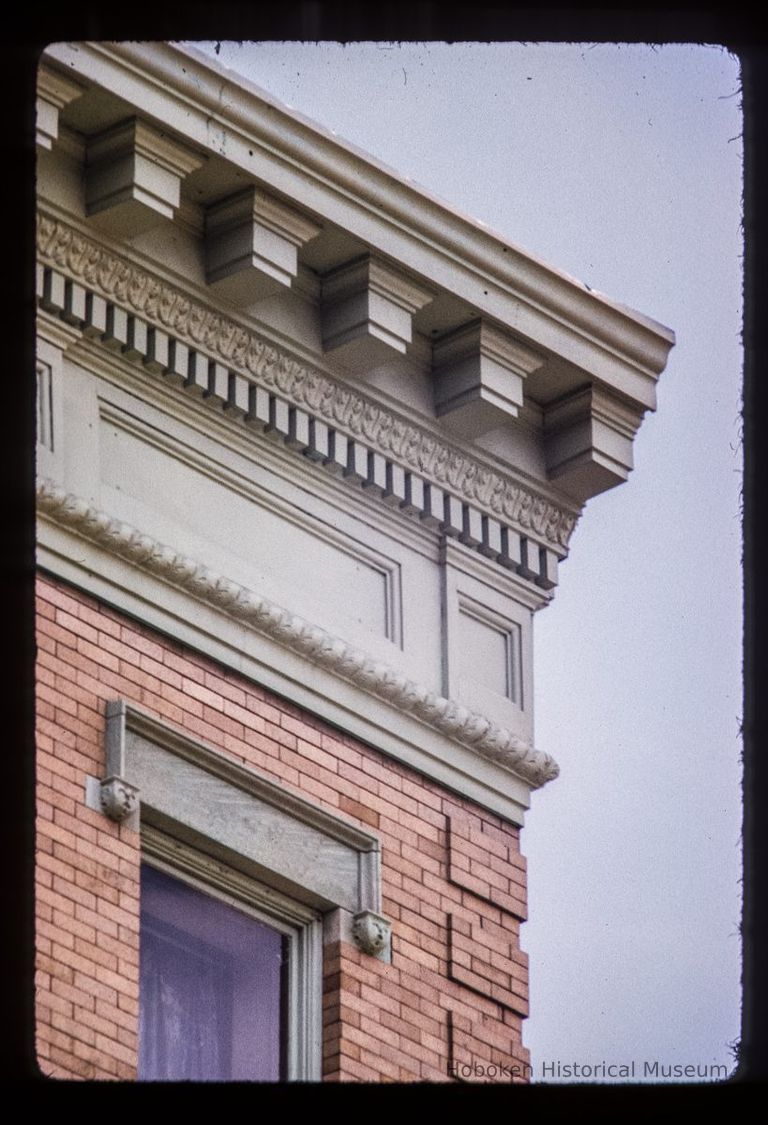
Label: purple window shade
xmin=139 ymin=863 xmax=287 ymax=1082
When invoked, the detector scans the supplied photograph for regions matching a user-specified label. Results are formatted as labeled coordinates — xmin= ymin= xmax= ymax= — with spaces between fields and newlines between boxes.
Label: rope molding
xmin=37 ymin=478 xmax=560 ymax=789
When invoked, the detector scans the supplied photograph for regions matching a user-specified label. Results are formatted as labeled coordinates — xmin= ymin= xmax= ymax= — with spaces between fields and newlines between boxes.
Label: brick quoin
xmin=35 ymin=573 xmax=530 ymax=1083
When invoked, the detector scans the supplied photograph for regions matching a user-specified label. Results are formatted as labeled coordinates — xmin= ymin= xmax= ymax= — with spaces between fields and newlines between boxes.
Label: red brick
xmin=201 ymin=704 xmax=244 ymax=740
xmin=96 ymin=997 xmax=136 ymax=1032
xmin=338 ymin=794 xmax=379 ymax=828
xmin=50 ymin=976 xmax=96 ymax=1011
xmin=73 ymin=903 xmax=119 ymax=939
xmin=76 ymin=1006 xmax=120 ymax=1041
xmin=75 ymin=635 xmax=120 ymax=672
xmin=35 ymin=579 xmax=530 ymax=1082
xmin=203 ymin=672 xmax=247 ymax=706
xmin=178 ymin=676 xmax=222 ymax=710
xmin=37 ymin=989 xmax=75 ymax=1020
xmin=93 ymin=1032 xmax=137 ymax=1068
xmin=119 ymin=627 xmax=166 ymax=663
xmin=117 ymin=660 xmax=163 ymax=693
xmin=37 ymin=581 xmax=89 ymax=614
xmin=327 ymin=1055 xmax=381 ymax=1083
xmin=47 ymin=1044 xmax=97 ymax=1080
xmin=38 ymin=679 xmax=79 ymax=718
xmin=57 ymin=608 xmax=101 ymax=643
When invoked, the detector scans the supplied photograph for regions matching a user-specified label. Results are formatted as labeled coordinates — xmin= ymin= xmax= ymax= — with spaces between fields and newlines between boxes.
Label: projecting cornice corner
xmin=43 ymin=40 xmax=675 ymax=412
xmin=37 ymin=64 xmax=85 ymax=151
xmin=543 ymin=383 xmax=648 ymax=503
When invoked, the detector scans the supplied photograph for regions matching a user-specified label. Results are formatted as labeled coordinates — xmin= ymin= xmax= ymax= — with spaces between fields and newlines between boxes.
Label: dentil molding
xmin=36 ymin=211 xmax=579 ymax=551
xmin=37 ymin=478 xmax=560 ymax=790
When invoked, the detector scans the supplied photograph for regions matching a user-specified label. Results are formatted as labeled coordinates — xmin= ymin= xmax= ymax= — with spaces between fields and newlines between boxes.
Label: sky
xmin=190 ymin=40 xmax=744 ymax=1084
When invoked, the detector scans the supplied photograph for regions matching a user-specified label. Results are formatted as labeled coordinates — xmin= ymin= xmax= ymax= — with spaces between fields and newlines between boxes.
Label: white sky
xmin=191 ymin=40 xmax=743 ymax=1084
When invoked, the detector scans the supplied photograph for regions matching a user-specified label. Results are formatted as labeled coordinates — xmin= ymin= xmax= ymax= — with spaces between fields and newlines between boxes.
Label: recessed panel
xmin=99 ymin=412 xmax=398 ymax=646
xmin=458 ymin=605 xmax=519 ymax=704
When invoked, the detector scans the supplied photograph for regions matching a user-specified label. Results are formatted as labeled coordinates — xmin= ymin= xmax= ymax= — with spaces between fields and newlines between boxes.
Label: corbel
xmin=544 ymin=383 xmax=645 ymax=502
xmin=352 ymin=910 xmax=393 ymax=961
xmin=85 ymin=117 xmax=205 ymax=238
xmin=36 ymin=65 xmax=84 ymax=151
xmin=433 ymin=319 xmax=545 ymax=439
xmin=321 ymin=253 xmax=434 ymax=370
xmin=84 ymin=700 xmax=139 ymax=824
xmin=205 ymin=186 xmax=322 ymax=304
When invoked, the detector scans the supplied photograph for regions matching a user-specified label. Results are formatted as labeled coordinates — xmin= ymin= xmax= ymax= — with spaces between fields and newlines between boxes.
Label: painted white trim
xmin=36 ymin=215 xmax=577 ymax=556
xmin=42 ymin=40 xmax=674 ymax=407
xmin=38 ymin=479 xmax=557 ymax=794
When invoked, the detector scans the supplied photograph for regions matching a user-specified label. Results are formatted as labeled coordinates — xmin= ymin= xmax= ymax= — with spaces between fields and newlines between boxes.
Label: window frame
xmin=140 ymin=823 xmax=324 ymax=1083
xmin=87 ymin=698 xmax=388 ymax=1083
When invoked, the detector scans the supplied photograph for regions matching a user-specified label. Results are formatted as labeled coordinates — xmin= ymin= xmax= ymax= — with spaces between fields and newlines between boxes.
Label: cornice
xmin=37 ymin=478 xmax=559 ymax=790
xmin=36 ymin=64 xmax=85 ymax=151
xmin=36 ymin=211 xmax=579 ymax=551
xmin=44 ymin=42 xmax=674 ymax=389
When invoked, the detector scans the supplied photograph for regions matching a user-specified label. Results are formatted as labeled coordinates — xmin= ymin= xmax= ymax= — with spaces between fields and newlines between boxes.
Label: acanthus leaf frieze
xmin=36 ymin=212 xmax=579 ymax=551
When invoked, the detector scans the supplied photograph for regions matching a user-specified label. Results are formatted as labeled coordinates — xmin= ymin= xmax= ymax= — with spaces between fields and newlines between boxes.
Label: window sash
xmin=141 ymin=825 xmax=323 ymax=1082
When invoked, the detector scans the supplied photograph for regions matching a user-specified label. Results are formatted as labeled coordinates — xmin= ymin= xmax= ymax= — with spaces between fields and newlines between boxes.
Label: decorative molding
xmin=544 ymin=383 xmax=644 ymax=502
xmin=205 ymin=186 xmax=322 ymax=303
xmin=35 ymin=266 xmax=558 ymax=593
xmin=352 ymin=909 xmax=392 ymax=960
xmin=434 ymin=319 xmax=546 ymax=439
xmin=36 ymin=212 xmax=579 ymax=550
xmin=36 ymin=66 xmax=85 ymax=150
xmin=99 ymin=775 xmax=140 ymax=822
xmin=37 ymin=478 xmax=560 ymax=789
xmin=43 ymin=41 xmax=675 ymax=395
xmin=39 ymin=252 xmax=557 ymax=593
xmin=321 ymin=253 xmax=435 ymax=368
xmin=85 ymin=118 xmax=205 ymax=238
xmin=43 ymin=535 xmax=533 ymax=825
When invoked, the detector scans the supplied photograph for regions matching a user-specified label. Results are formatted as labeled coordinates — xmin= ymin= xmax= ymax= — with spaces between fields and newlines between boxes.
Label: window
xmin=139 ymin=860 xmax=290 ymax=1081
xmin=136 ymin=825 xmax=323 ymax=1083
xmin=139 ymin=862 xmax=286 ymax=1081
xmin=88 ymin=700 xmax=388 ymax=1083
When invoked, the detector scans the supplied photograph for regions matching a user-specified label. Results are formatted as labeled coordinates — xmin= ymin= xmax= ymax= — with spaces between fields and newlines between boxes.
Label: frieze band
xmin=36 ymin=211 xmax=579 ymax=551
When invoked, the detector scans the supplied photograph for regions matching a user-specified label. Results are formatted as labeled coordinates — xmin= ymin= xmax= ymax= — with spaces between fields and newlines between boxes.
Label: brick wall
xmin=35 ymin=572 xmax=531 ymax=1083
